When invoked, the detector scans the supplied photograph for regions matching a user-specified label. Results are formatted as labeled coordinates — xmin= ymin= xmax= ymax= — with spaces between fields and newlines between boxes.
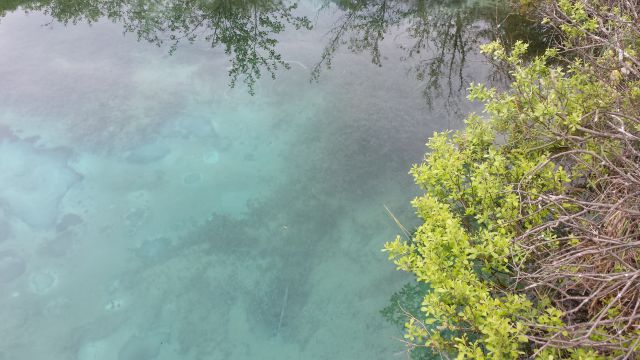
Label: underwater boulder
xmin=0 ymin=136 xmax=82 ymax=229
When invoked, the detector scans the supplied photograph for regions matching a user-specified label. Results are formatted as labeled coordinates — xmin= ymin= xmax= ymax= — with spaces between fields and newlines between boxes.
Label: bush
xmin=384 ymin=1 xmax=640 ymax=357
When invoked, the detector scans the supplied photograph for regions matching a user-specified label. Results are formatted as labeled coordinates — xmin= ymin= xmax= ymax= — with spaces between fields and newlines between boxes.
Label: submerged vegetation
xmin=384 ymin=0 xmax=640 ymax=358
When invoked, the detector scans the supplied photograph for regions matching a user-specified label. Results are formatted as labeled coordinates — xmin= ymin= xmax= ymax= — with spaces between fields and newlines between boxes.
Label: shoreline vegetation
xmin=1 ymin=0 xmax=637 ymax=358
xmin=384 ymin=0 xmax=640 ymax=358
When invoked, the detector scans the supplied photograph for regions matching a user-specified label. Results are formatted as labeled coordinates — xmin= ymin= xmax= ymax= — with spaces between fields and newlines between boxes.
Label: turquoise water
xmin=0 ymin=1 xmax=495 ymax=359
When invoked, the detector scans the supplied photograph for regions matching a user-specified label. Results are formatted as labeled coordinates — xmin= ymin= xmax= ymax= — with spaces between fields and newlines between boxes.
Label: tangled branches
xmin=542 ymin=0 xmax=640 ymax=82
xmin=508 ymin=1 xmax=640 ymax=356
xmin=514 ymin=109 xmax=640 ymax=357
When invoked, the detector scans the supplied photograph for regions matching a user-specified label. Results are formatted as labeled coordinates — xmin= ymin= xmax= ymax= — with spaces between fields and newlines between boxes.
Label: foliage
xmin=384 ymin=89 xmax=558 ymax=358
xmin=381 ymin=282 xmax=435 ymax=359
xmin=384 ymin=1 xmax=640 ymax=355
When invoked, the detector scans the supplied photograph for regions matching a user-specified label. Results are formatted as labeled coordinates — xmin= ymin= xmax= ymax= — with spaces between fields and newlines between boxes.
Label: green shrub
xmin=384 ymin=36 xmax=639 ymax=358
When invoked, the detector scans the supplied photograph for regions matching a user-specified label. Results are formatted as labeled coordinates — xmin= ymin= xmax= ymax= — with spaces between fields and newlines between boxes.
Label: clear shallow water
xmin=0 ymin=1 xmax=496 ymax=359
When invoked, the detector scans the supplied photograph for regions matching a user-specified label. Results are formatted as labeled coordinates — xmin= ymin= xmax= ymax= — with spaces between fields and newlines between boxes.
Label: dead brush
xmin=513 ymin=113 xmax=640 ymax=356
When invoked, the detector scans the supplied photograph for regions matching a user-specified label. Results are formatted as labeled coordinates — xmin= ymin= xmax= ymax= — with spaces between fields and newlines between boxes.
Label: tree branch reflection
xmin=313 ymin=0 xmax=547 ymax=109
xmin=1 ymin=0 xmax=312 ymax=94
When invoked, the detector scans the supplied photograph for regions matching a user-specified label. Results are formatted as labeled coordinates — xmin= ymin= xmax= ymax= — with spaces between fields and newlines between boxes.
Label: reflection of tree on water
xmin=0 ymin=0 xmax=548 ymax=100
xmin=1 ymin=0 xmax=312 ymax=94
xmin=313 ymin=0 xmax=547 ymax=109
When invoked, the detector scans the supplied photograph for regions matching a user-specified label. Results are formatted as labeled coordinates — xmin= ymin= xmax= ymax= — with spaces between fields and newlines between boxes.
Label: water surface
xmin=0 ymin=1 xmax=498 ymax=358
